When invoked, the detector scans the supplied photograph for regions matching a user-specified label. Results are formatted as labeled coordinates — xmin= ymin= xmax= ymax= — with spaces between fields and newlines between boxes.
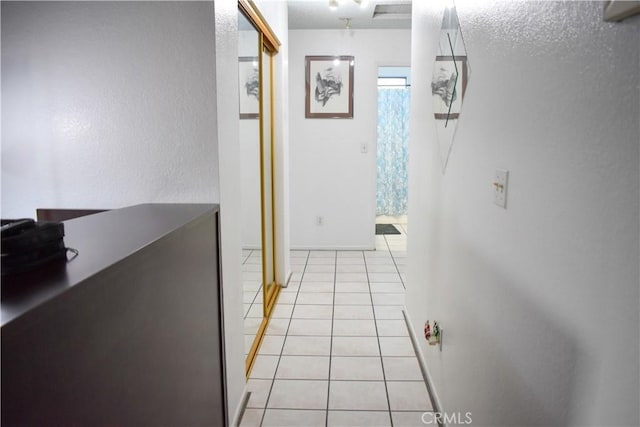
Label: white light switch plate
xmin=493 ymin=169 xmax=509 ymax=208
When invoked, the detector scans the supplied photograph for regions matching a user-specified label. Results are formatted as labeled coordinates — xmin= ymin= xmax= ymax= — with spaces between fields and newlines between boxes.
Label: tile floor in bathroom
xmin=240 ymin=223 xmax=436 ymax=427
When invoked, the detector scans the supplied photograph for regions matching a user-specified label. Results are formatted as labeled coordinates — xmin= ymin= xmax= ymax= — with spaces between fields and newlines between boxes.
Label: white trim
xmin=403 ymin=309 xmax=443 ymax=419
xmin=282 ymin=270 xmax=293 ymax=287
xmin=231 ymin=388 xmax=250 ymax=427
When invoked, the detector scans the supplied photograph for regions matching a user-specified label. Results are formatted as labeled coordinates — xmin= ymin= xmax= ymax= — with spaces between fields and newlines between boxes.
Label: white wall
xmin=1 ymin=1 xmax=247 ymax=422
xmin=289 ymin=29 xmax=410 ymax=250
xmin=1 ymin=2 xmax=219 ymax=218
xmin=407 ymin=2 xmax=639 ymax=426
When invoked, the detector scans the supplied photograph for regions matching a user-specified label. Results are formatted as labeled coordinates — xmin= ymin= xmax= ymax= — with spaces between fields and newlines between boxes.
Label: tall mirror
xmin=431 ymin=4 xmax=470 ymax=173
xmin=238 ymin=0 xmax=280 ymax=377
xmin=239 ymin=10 xmax=263 ymax=364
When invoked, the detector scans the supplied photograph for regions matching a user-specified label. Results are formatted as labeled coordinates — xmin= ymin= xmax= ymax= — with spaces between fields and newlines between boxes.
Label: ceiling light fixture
xmin=331 ymin=0 xmax=368 ymax=10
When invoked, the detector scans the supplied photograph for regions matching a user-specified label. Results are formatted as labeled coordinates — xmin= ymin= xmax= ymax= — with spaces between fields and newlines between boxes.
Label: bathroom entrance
xmin=376 ymin=66 xmax=410 ymax=238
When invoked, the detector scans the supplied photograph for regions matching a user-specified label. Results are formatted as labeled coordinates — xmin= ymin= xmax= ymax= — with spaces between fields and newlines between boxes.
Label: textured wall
xmin=407 ymin=1 xmax=639 ymax=425
xmin=289 ymin=29 xmax=411 ymax=250
xmin=1 ymin=2 xmax=249 ymax=421
xmin=1 ymin=2 xmax=219 ymax=217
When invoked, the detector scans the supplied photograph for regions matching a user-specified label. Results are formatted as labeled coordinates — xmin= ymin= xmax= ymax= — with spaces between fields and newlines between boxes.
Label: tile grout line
xmin=383 ymin=233 xmax=406 ymax=291
xmin=325 ymin=251 xmax=338 ymax=427
xmin=247 ymin=382 xmax=424 ymax=384
xmin=253 ymin=248 xmax=407 ymax=425
xmin=363 ymin=250 xmax=395 ymax=427
xmin=266 ymin=354 xmax=419 ymax=358
xmin=252 ymin=378 xmax=424 ymax=382
xmin=258 ymin=251 xmax=310 ymax=427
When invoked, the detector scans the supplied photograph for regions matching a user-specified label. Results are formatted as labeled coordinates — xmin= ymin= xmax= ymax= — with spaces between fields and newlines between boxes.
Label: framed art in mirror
xmin=431 ymin=2 xmax=471 ymax=173
xmin=239 ymin=56 xmax=259 ymax=119
xmin=432 ymin=55 xmax=467 ymax=122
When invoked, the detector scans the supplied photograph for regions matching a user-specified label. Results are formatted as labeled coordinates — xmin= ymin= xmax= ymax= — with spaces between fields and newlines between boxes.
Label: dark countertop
xmin=1 ymin=203 xmax=218 ymax=327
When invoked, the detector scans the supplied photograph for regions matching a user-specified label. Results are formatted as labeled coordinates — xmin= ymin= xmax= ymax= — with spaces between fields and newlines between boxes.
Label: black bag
xmin=1 ymin=219 xmax=70 ymax=276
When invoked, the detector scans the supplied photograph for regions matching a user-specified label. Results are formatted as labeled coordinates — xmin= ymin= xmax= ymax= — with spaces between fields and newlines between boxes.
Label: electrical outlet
xmin=316 ymin=216 xmax=324 ymax=226
xmin=493 ymin=169 xmax=509 ymax=208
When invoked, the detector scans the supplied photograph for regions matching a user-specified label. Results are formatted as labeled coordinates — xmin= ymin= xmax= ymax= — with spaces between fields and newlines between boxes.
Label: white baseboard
xmin=231 ymin=387 xmax=250 ymax=427
xmin=283 ymin=270 xmax=293 ymax=286
xmin=403 ymin=309 xmax=443 ymax=416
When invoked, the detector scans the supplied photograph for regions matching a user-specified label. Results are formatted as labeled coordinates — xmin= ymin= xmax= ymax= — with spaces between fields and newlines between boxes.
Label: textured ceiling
xmin=287 ymin=0 xmax=412 ymax=30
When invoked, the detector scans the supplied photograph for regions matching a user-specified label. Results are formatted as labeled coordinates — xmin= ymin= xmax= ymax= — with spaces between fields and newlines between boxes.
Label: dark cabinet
xmin=1 ymin=204 xmax=226 ymax=426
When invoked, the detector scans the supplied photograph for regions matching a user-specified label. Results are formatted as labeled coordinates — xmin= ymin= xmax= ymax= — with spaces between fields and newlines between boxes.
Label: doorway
xmin=376 ymin=66 xmax=410 ymax=238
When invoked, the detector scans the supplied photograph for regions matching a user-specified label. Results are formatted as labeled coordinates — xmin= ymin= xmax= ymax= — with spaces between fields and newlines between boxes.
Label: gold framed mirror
xmin=238 ymin=0 xmax=280 ymax=378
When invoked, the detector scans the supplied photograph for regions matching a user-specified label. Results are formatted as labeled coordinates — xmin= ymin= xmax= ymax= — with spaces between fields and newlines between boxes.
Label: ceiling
xmin=287 ymin=0 xmax=412 ymax=30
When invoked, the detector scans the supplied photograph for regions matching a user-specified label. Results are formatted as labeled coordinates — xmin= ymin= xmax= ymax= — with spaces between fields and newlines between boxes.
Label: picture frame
xmin=305 ymin=55 xmax=354 ymax=119
xmin=238 ymin=56 xmax=259 ymax=119
xmin=431 ymin=55 xmax=468 ymax=121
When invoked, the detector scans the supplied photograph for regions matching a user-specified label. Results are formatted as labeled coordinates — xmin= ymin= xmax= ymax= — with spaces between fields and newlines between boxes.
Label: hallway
xmin=240 ymin=224 xmax=434 ymax=426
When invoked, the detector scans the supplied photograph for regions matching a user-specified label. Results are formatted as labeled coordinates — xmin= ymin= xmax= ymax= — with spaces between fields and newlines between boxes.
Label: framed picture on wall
xmin=431 ymin=55 xmax=468 ymax=121
xmin=305 ymin=55 xmax=354 ymax=119
xmin=238 ymin=56 xmax=259 ymax=119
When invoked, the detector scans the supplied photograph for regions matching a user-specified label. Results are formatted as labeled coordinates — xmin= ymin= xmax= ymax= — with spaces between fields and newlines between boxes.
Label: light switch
xmin=493 ymin=169 xmax=509 ymax=208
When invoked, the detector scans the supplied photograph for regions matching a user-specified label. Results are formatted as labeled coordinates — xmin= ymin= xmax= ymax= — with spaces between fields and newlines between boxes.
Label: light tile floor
xmin=241 ymin=223 xmax=435 ymax=427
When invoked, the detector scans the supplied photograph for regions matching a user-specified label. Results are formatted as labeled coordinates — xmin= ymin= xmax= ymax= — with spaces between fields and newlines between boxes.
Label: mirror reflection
xmin=239 ymin=10 xmax=262 ymax=358
xmin=432 ymin=4 xmax=470 ymax=173
xmin=260 ymin=45 xmax=277 ymax=312
xmin=239 ymin=2 xmax=280 ymax=376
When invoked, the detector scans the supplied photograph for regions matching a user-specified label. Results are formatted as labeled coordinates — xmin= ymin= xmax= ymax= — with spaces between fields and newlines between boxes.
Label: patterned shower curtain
xmin=377 ymin=87 xmax=410 ymax=216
